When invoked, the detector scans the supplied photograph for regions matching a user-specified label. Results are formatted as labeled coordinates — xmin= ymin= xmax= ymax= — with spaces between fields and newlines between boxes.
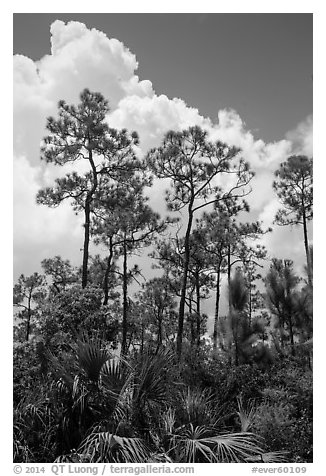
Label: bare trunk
xmin=26 ymin=309 xmax=31 ymax=342
xmin=195 ymin=269 xmax=201 ymax=348
xmin=156 ymin=310 xmax=163 ymax=354
xmin=25 ymin=292 xmax=32 ymax=341
xmin=188 ymin=291 xmax=196 ymax=346
xmin=234 ymin=340 xmax=239 ymax=365
xmin=213 ymin=262 xmax=221 ymax=350
xmin=121 ymin=238 xmax=128 ymax=356
xmin=177 ymin=201 xmax=194 ymax=359
xmin=288 ymin=314 xmax=295 ymax=356
xmin=302 ymin=203 xmax=312 ymax=287
xmin=140 ymin=323 xmax=144 ymax=355
xmin=82 ymin=150 xmax=97 ymax=289
xmin=248 ymin=281 xmax=252 ymax=324
xmin=227 ymin=247 xmax=233 ymax=365
xmin=227 ymin=244 xmax=232 ymax=313
xmin=103 ymin=236 xmax=114 ymax=305
xmin=82 ymin=200 xmax=91 ymax=288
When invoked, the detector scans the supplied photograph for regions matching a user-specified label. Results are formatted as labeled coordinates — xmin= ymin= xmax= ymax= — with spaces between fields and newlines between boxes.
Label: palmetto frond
xmin=179 ymin=387 xmax=228 ymax=428
xmin=101 ymin=357 xmax=132 ymax=397
xmin=206 ymin=432 xmax=264 ymax=462
xmin=161 ymin=407 xmax=176 ymax=434
xmin=71 ymin=375 xmax=89 ymax=414
xmin=132 ymin=348 xmax=175 ymax=410
xmin=78 ymin=428 xmax=150 ymax=463
xmin=55 ymin=451 xmax=89 ymax=463
xmin=169 ymin=424 xmax=264 ymax=463
xmin=46 ymin=350 xmax=76 ymax=391
xmin=13 ymin=393 xmax=57 ymax=463
xmin=77 ymin=334 xmax=111 ymax=382
xmin=246 ymin=451 xmax=288 ymax=463
xmin=146 ymin=452 xmax=174 ymax=463
xmin=107 ymin=372 xmax=134 ymax=428
xmin=236 ymin=396 xmax=256 ymax=432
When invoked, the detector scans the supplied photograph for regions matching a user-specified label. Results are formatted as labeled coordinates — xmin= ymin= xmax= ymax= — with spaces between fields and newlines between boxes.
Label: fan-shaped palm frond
xmin=172 ymin=425 xmax=219 ymax=463
xmin=100 ymin=356 xmax=132 ymax=397
xmin=77 ymin=334 xmax=111 ymax=382
xmin=13 ymin=392 xmax=57 ymax=463
xmin=179 ymin=387 xmax=228 ymax=428
xmin=236 ymin=396 xmax=256 ymax=432
xmin=71 ymin=374 xmax=89 ymax=414
xmin=169 ymin=424 xmax=264 ymax=463
xmin=206 ymin=432 xmax=264 ymax=462
xmin=54 ymin=451 xmax=88 ymax=463
xmin=45 ymin=350 xmax=75 ymax=391
xmin=146 ymin=452 xmax=174 ymax=463
xmin=161 ymin=407 xmax=176 ymax=434
xmin=78 ymin=427 xmax=151 ymax=463
xmin=246 ymin=451 xmax=288 ymax=463
xmin=133 ymin=348 xmax=175 ymax=406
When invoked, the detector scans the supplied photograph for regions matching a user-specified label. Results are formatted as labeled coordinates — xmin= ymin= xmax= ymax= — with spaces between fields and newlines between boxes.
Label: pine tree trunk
xmin=26 ymin=310 xmax=31 ymax=342
xmin=213 ymin=262 xmax=221 ymax=350
xmin=156 ymin=310 xmax=163 ymax=354
xmin=227 ymin=247 xmax=233 ymax=365
xmin=82 ymin=200 xmax=91 ymax=288
xmin=121 ymin=238 xmax=128 ymax=356
xmin=227 ymin=244 xmax=232 ymax=313
xmin=188 ymin=290 xmax=196 ymax=346
xmin=82 ymin=150 xmax=98 ymax=289
xmin=195 ymin=269 xmax=201 ymax=348
xmin=140 ymin=323 xmax=144 ymax=355
xmin=302 ymin=203 xmax=312 ymax=287
xmin=177 ymin=202 xmax=194 ymax=359
xmin=248 ymin=281 xmax=252 ymax=324
xmin=288 ymin=314 xmax=295 ymax=356
xmin=103 ymin=236 xmax=114 ymax=305
xmin=25 ymin=291 xmax=32 ymax=341
xmin=234 ymin=339 xmax=239 ymax=366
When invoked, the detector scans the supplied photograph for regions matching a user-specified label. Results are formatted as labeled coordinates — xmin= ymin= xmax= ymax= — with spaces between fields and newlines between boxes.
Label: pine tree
xmin=146 ymin=126 xmax=254 ymax=358
xmin=37 ymin=89 xmax=140 ymax=288
xmin=273 ymin=155 xmax=313 ymax=286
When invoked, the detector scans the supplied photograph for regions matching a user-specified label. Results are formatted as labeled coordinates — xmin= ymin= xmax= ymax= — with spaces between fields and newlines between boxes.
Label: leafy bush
xmin=251 ymin=362 xmax=312 ymax=462
xmin=37 ymin=286 xmax=119 ymax=352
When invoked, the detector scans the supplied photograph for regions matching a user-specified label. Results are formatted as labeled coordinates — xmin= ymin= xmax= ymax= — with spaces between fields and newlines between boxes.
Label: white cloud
xmin=13 ymin=20 xmax=155 ymax=165
xmin=13 ymin=55 xmax=54 ymax=164
xmin=13 ymin=155 xmax=84 ymax=276
xmin=207 ymin=109 xmax=292 ymax=171
xmin=286 ymin=114 xmax=313 ymax=157
xmin=43 ymin=20 xmax=155 ymax=107
xmin=109 ymin=94 xmax=208 ymax=153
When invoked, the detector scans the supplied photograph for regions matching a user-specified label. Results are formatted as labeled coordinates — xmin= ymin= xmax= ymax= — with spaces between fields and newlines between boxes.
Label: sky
xmin=13 ymin=13 xmax=313 ymax=318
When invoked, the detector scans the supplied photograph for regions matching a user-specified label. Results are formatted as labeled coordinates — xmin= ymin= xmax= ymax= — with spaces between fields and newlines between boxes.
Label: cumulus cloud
xmin=109 ymin=94 xmax=209 ymax=152
xmin=13 ymin=19 xmax=313 ymax=283
xmin=286 ymin=115 xmax=313 ymax=157
xmin=13 ymin=20 xmax=155 ymax=165
xmin=207 ymin=109 xmax=293 ymax=170
xmin=13 ymin=55 xmax=54 ymax=163
xmin=13 ymin=155 xmax=84 ymax=276
xmin=44 ymin=20 xmax=155 ymax=106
